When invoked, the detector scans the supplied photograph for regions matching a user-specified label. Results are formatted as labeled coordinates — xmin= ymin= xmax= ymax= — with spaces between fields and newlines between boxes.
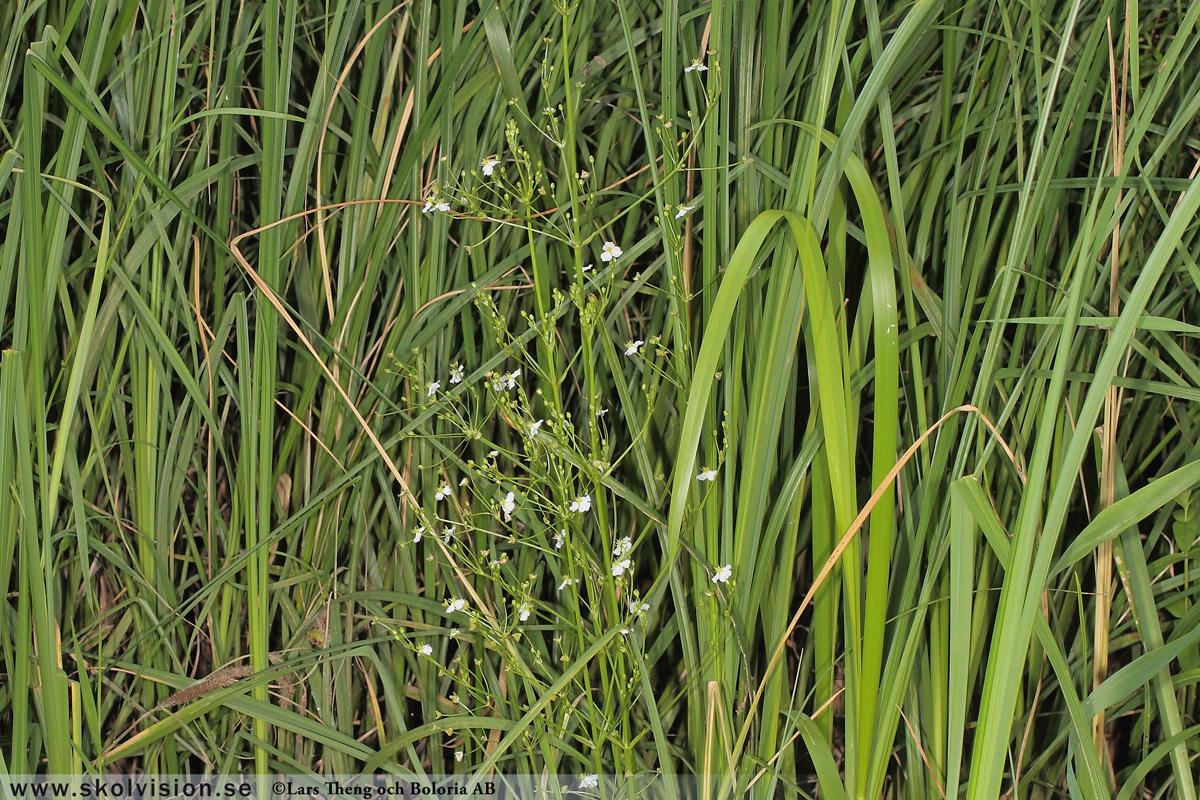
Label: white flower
xmin=613 ymin=536 xmax=632 ymax=557
xmin=481 ymin=157 xmax=499 ymax=176
xmin=449 ymin=364 xmax=465 ymax=384
xmin=619 ymin=627 xmax=631 ymax=636
xmin=529 ymin=419 xmax=544 ymax=436
xmin=449 ymin=627 xmax=460 ymax=638
xmin=501 ymin=491 xmax=516 ymax=521
xmin=596 ymin=408 xmax=608 ymax=417
xmin=436 ymin=200 xmax=450 ymax=212
xmin=413 ymin=526 xmax=425 ymax=543
xmin=600 ymin=241 xmax=623 ymax=262
xmin=612 ymin=558 xmax=632 ymax=577
xmin=712 ymin=564 xmax=732 ymax=584
xmin=419 ymin=644 xmax=433 ymax=656
xmin=570 ymin=495 xmax=592 ymax=513
xmin=697 ymin=468 xmax=718 ymax=482
xmin=579 ymin=775 xmax=599 ymax=790
xmin=684 ymin=59 xmax=708 ymax=73
xmin=444 ymin=597 xmax=466 ymax=614
xmin=427 ymin=380 xmax=440 ymax=397
xmin=422 ymin=197 xmax=451 ymax=213
xmin=443 ymin=525 xmax=456 ymax=544
xmin=675 ymin=205 xmax=695 ymax=219
xmin=517 ymin=602 xmax=532 ymax=622
xmin=455 ymin=750 xmax=464 ymax=762
xmin=491 ymin=368 xmax=522 ymax=391
xmin=625 ymin=340 xmax=644 ymax=356
xmin=553 ymin=529 xmax=565 ymax=549
xmin=558 ymin=577 xmax=579 ymax=591
xmin=436 ymin=484 xmax=452 ymax=501
xmin=459 ymin=477 xmax=469 ymax=486
xmin=422 ymin=199 xmax=434 ymax=213
xmin=582 ymin=263 xmax=593 ymax=272
xmin=630 ymin=600 xmax=650 ymax=615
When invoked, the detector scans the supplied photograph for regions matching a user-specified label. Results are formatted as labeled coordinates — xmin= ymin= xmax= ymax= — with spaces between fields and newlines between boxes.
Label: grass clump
xmin=2 ymin=0 xmax=1200 ymax=798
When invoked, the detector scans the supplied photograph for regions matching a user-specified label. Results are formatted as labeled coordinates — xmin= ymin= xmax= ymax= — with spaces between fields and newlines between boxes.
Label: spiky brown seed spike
xmin=156 ymin=652 xmax=288 ymax=710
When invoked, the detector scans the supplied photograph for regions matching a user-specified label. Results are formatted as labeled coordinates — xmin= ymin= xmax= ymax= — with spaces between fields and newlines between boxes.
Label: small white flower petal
xmin=625 ymin=339 xmax=644 ymax=356
xmin=569 ymin=495 xmax=592 ymax=513
xmin=449 ymin=364 xmax=465 ymax=384
xmin=675 ymin=205 xmax=695 ymax=219
xmin=444 ymin=598 xmax=466 ymax=614
xmin=419 ymin=644 xmax=433 ymax=656
xmin=481 ymin=157 xmax=499 ymax=176
xmin=427 ymin=381 xmax=441 ymax=397
xmin=712 ymin=564 xmax=732 ymax=584
xmin=697 ymin=468 xmax=718 ymax=482
xmin=501 ymin=491 xmax=516 ymax=520
xmin=529 ymin=419 xmax=544 ymax=436
xmin=612 ymin=558 xmax=631 ymax=577
xmin=600 ymin=241 xmax=623 ymax=262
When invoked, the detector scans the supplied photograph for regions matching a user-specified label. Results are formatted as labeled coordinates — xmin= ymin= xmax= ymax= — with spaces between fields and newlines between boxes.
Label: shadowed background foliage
xmin=1 ymin=0 xmax=1199 ymax=797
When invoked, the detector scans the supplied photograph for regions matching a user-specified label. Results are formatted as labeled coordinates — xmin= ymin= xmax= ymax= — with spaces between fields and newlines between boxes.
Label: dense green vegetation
xmin=2 ymin=0 xmax=1199 ymax=797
